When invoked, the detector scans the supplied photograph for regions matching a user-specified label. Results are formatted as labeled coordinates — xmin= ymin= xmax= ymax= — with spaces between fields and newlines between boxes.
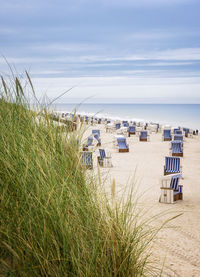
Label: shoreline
xmin=52 ymin=103 xmax=200 ymax=130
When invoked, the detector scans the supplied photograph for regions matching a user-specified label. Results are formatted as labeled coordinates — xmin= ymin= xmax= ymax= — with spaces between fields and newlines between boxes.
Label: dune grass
xmin=0 ymin=74 xmax=161 ymax=276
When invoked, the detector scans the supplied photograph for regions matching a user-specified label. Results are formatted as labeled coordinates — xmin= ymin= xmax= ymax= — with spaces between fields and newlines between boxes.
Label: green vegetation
xmin=0 ymin=74 xmax=160 ymax=276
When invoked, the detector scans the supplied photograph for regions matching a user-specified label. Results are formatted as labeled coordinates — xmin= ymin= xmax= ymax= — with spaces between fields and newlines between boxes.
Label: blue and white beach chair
xmin=115 ymin=123 xmax=121 ymax=130
xmin=122 ymin=121 xmax=129 ymax=127
xmin=183 ymin=127 xmax=190 ymax=137
xmin=164 ymin=156 xmax=182 ymax=175
xmin=160 ymin=173 xmax=183 ymax=203
xmin=162 ymin=129 xmax=172 ymax=141
xmin=139 ymin=130 xmax=149 ymax=142
xmin=171 ymin=141 xmax=183 ymax=157
xmin=94 ymin=133 xmax=101 ymax=146
xmin=128 ymin=125 xmax=136 ymax=136
xmin=117 ymin=137 xmax=129 ymax=152
xmin=92 ymin=129 xmax=100 ymax=136
xmin=81 ymin=151 xmax=93 ymax=169
xmin=97 ymin=149 xmax=112 ymax=167
xmin=92 ymin=130 xmax=101 ymax=146
xmin=83 ymin=136 xmax=93 ymax=151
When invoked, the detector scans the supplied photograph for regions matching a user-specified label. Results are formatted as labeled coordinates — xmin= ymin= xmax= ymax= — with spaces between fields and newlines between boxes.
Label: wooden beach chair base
xmin=174 ymin=192 xmax=183 ymax=201
xmin=164 ymin=138 xmax=171 ymax=141
xmin=97 ymin=157 xmax=103 ymax=167
xmin=140 ymin=138 xmax=147 ymax=142
xmin=160 ymin=188 xmax=183 ymax=203
xmin=172 ymin=153 xmax=183 ymax=157
xmin=128 ymin=132 xmax=136 ymax=137
xmin=119 ymin=149 xmax=129 ymax=152
xmin=97 ymin=142 xmax=101 ymax=147
xmin=83 ymin=147 xmax=88 ymax=151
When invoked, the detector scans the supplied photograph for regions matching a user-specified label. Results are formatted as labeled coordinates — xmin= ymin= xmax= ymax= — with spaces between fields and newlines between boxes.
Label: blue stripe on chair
xmin=165 ymin=156 xmax=180 ymax=173
xmin=99 ymin=149 xmax=106 ymax=160
xmin=81 ymin=152 xmax=93 ymax=167
xmin=170 ymin=174 xmax=181 ymax=191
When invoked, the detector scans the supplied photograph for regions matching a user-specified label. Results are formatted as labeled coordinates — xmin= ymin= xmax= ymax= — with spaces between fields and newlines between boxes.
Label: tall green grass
xmin=0 ymin=74 xmax=161 ymax=276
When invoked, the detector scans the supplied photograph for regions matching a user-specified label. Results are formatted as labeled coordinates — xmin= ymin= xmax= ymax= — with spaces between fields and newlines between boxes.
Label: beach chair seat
xmin=171 ymin=141 xmax=183 ymax=157
xmin=160 ymin=173 xmax=183 ymax=203
xmin=97 ymin=149 xmax=112 ymax=167
xmin=117 ymin=137 xmax=129 ymax=152
xmin=162 ymin=129 xmax=172 ymax=141
xmin=128 ymin=125 xmax=136 ymax=136
xmin=81 ymin=151 xmax=93 ymax=169
xmin=164 ymin=156 xmax=182 ymax=175
xmin=139 ymin=130 xmax=149 ymax=142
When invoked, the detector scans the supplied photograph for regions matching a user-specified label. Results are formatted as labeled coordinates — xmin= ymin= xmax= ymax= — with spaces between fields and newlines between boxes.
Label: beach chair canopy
xmin=165 ymin=156 xmax=181 ymax=173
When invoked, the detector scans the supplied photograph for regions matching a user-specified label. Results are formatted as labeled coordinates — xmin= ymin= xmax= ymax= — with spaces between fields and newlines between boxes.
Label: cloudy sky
xmin=0 ymin=0 xmax=200 ymax=103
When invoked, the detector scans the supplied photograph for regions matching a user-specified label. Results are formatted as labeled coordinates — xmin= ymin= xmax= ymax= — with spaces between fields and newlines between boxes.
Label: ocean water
xmin=53 ymin=103 xmax=200 ymax=130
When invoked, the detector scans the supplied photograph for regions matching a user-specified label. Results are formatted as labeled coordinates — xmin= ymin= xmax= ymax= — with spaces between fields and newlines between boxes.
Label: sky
xmin=0 ymin=0 xmax=200 ymax=103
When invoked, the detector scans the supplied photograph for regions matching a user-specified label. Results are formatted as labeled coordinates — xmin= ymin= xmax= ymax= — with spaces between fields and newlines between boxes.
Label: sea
xmin=53 ymin=103 xmax=200 ymax=130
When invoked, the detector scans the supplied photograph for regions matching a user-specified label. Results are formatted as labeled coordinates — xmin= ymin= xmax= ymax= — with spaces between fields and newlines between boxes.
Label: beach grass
xmin=0 ymin=74 xmax=161 ymax=276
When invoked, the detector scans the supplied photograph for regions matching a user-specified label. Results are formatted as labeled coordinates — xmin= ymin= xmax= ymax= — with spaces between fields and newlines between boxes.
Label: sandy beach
xmin=82 ymin=121 xmax=200 ymax=276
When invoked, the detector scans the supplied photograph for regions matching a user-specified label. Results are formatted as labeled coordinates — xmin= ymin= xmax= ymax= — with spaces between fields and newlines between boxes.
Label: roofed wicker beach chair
xmin=83 ymin=136 xmax=93 ymax=151
xmin=128 ymin=125 xmax=136 ymax=136
xmin=92 ymin=130 xmax=101 ymax=146
xmin=81 ymin=151 xmax=93 ymax=169
xmin=97 ymin=149 xmax=112 ymax=167
xmin=117 ymin=137 xmax=129 ymax=152
xmin=164 ymin=156 xmax=182 ymax=175
xmin=183 ymin=127 xmax=189 ymax=137
xmin=92 ymin=129 xmax=100 ymax=136
xmin=171 ymin=141 xmax=183 ymax=157
xmin=160 ymin=173 xmax=183 ymax=203
xmin=162 ymin=129 xmax=172 ymax=141
xmin=93 ymin=133 xmax=101 ymax=146
xmin=115 ymin=123 xmax=121 ymax=130
xmin=139 ymin=130 xmax=149 ymax=141
xmin=122 ymin=121 xmax=129 ymax=127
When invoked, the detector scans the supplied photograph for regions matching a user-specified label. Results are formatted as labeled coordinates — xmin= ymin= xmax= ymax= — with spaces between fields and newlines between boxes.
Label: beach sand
xmin=82 ymin=122 xmax=200 ymax=276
